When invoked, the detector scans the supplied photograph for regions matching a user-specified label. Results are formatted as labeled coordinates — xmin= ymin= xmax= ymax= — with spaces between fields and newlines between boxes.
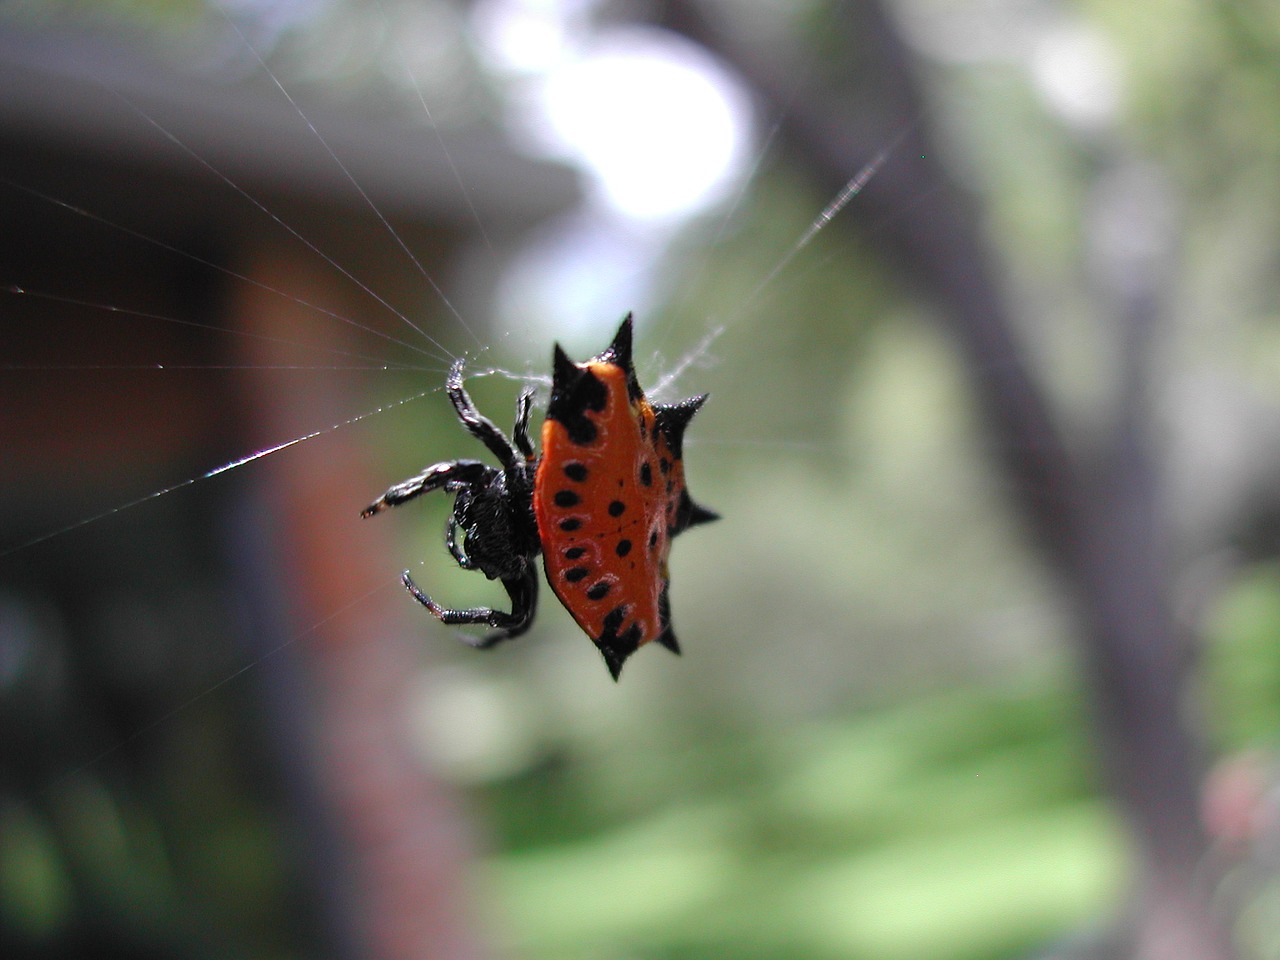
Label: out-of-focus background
xmin=4 ymin=1 xmax=1280 ymax=958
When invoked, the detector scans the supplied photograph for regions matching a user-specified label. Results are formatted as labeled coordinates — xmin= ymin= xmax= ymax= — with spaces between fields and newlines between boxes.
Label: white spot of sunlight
xmin=1031 ymin=23 xmax=1122 ymax=132
xmin=474 ymin=1 xmax=751 ymax=224
xmin=534 ymin=29 xmax=750 ymax=223
xmin=469 ymin=2 xmax=753 ymax=341
xmin=470 ymin=0 xmax=589 ymax=74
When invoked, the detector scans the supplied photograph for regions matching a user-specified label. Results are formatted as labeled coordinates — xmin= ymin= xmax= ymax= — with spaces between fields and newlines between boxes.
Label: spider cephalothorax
xmin=361 ymin=315 xmax=716 ymax=679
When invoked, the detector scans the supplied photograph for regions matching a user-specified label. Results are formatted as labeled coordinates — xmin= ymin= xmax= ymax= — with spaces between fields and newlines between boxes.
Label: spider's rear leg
xmin=444 ymin=513 xmax=475 ymax=569
xmin=401 ymin=567 xmax=539 ymax=646
xmin=360 ymin=459 xmax=491 ymax=518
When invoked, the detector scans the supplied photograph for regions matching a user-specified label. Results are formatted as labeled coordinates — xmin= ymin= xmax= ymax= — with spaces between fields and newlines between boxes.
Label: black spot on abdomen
xmin=547 ymin=361 xmax=608 ymax=445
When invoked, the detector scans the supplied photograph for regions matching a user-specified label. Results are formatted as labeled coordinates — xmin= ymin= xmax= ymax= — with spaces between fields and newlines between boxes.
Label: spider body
xmin=362 ymin=315 xmax=716 ymax=679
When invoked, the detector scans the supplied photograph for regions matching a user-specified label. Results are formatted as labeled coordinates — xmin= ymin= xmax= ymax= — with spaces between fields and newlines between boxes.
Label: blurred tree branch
xmin=654 ymin=1 xmax=1231 ymax=956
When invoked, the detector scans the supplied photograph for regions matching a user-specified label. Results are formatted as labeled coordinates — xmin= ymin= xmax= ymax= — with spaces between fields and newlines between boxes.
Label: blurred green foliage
xmin=469 ymin=675 xmax=1118 ymax=960
xmin=1206 ymin=564 xmax=1280 ymax=748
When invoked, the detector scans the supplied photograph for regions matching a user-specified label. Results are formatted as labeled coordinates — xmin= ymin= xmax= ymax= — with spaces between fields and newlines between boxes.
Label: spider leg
xmin=445 ymin=513 xmax=475 ymax=569
xmin=447 ymin=359 xmax=521 ymax=471
xmin=360 ymin=459 xmax=491 ymax=518
xmin=512 ymin=387 xmax=536 ymax=460
xmin=401 ymin=567 xmax=539 ymax=646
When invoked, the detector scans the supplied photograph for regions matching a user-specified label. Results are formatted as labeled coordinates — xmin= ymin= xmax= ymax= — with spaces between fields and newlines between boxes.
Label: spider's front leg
xmin=447 ymin=359 xmax=526 ymax=472
xmin=513 ymin=387 xmax=536 ymax=460
xmin=401 ymin=566 xmax=539 ymax=646
xmin=360 ymin=459 xmax=491 ymax=518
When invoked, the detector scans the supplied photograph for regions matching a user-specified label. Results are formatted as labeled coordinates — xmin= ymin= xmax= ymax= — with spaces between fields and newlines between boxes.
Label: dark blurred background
xmin=3 ymin=1 xmax=1280 ymax=959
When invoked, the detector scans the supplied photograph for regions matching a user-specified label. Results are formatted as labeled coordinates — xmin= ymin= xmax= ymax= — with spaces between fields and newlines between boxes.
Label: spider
xmin=361 ymin=315 xmax=716 ymax=679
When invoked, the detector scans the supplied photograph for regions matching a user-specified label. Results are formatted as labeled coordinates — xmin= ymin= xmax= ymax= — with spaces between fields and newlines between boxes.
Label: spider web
xmin=7 ymin=5 xmax=1230 ymax=959
xmin=0 ymin=1 xmax=907 ymax=790
xmin=3 ymin=7 xmax=1108 ymax=960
